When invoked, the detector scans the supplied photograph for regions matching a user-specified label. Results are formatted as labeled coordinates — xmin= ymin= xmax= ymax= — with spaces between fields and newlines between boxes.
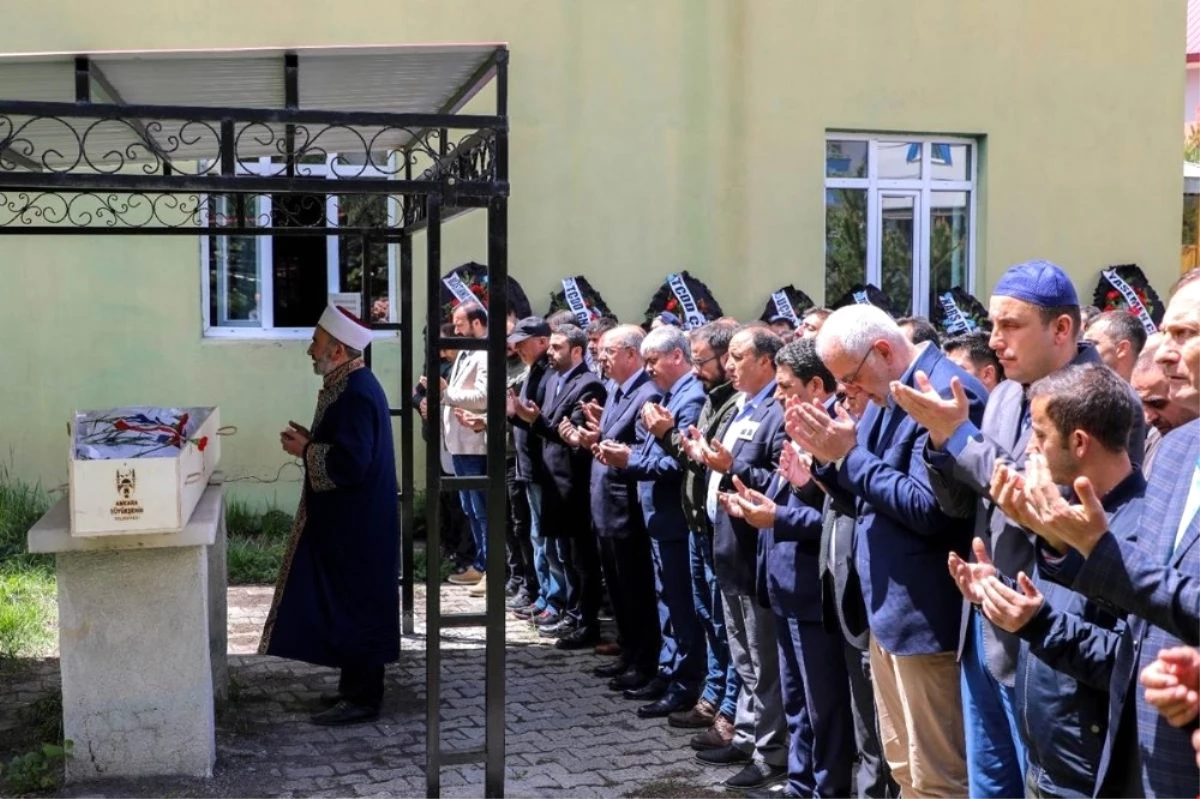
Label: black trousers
xmin=598 ymin=532 xmax=660 ymax=674
xmin=505 ymin=459 xmax=536 ymax=594
xmin=565 ymin=533 xmax=603 ymax=628
xmin=339 ymin=664 xmax=385 ymax=710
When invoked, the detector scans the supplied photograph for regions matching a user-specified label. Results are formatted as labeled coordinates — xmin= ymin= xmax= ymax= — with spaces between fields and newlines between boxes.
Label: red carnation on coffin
xmin=196 ymin=437 xmax=209 ymax=452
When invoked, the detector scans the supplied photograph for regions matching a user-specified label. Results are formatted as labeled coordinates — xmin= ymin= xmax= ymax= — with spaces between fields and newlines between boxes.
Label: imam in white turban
xmin=317 ymin=303 xmax=373 ymax=351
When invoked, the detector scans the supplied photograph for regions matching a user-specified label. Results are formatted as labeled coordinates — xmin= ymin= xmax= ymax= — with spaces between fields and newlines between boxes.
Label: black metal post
xmin=423 ymin=193 xmax=444 ymax=799
xmin=399 ymin=231 xmax=415 ymax=635
xmin=483 ymin=50 xmax=510 ymax=799
xmin=284 ymin=53 xmax=299 ymax=178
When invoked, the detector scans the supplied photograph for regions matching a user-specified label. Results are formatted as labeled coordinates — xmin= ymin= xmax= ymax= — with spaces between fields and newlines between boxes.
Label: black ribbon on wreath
xmin=830 ymin=283 xmax=894 ymax=317
xmin=931 ymin=286 xmax=991 ymax=336
xmin=547 ymin=275 xmax=613 ymax=326
xmin=1092 ymin=264 xmax=1164 ymax=333
xmin=642 ymin=270 xmax=724 ymax=330
xmin=438 ymin=261 xmax=532 ymax=322
xmin=759 ymin=285 xmax=814 ymax=326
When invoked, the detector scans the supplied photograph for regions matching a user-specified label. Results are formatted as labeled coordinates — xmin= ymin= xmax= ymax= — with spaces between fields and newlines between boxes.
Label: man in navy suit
xmin=689 ymin=325 xmax=789 ymax=791
xmin=559 ymin=325 xmax=661 ymax=667
xmin=998 ymin=270 xmax=1200 ymax=797
xmin=724 ymin=337 xmax=855 ymax=798
xmin=510 ymin=324 xmax=607 ymax=641
xmin=600 ymin=324 xmax=707 ymax=718
xmin=789 ymin=304 xmax=986 ymax=798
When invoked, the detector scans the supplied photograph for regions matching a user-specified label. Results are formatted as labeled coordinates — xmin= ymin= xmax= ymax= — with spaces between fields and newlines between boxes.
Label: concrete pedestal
xmin=28 ymin=483 xmax=227 ymax=782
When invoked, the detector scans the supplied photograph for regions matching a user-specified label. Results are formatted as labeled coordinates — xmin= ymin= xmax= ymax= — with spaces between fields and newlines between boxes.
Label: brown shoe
xmin=448 ymin=567 xmax=484 ymax=586
xmin=594 ymin=641 xmax=622 ymax=657
xmin=689 ymin=714 xmax=735 ymax=751
xmin=668 ymin=698 xmax=718 ymax=729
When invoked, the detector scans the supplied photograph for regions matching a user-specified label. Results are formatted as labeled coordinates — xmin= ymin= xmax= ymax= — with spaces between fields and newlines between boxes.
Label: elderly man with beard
xmin=643 ymin=321 xmax=745 ymax=747
xmin=262 ymin=304 xmax=398 ymax=727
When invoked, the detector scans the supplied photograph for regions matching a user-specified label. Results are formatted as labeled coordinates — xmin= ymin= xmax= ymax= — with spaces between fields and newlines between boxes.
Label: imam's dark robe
xmin=260 ymin=359 xmax=400 ymax=668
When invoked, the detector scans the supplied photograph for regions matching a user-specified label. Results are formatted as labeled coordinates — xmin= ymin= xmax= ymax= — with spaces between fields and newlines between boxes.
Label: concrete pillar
xmin=29 ymin=484 xmax=227 ymax=782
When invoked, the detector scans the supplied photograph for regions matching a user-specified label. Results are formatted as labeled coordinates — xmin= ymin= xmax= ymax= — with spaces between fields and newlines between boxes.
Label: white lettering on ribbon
xmin=852 ymin=289 xmax=870 ymax=305
xmin=561 ymin=277 xmax=593 ymax=326
xmin=666 ymin=273 xmax=708 ymax=329
xmin=443 ymin=273 xmax=484 ymax=315
xmin=1102 ymin=269 xmax=1157 ymax=334
xmin=771 ymin=290 xmax=799 ymax=325
xmin=939 ymin=292 xmax=976 ymax=335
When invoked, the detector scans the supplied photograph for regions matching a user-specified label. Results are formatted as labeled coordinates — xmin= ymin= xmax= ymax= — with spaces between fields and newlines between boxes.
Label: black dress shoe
xmin=694 ymin=743 xmax=753 ymax=766
xmin=309 ymin=700 xmax=379 ymax=727
xmin=623 ymin=676 xmax=667 ymax=701
xmin=507 ymin=593 xmax=535 ymax=610
xmin=593 ymin=659 xmax=631 ymax=678
xmin=607 ymin=670 xmax=650 ymax=691
xmin=745 ymin=786 xmax=793 ymax=799
xmin=636 ymin=693 xmax=696 ymax=719
xmin=538 ymin=617 xmax=577 ymax=639
xmin=317 ymin=691 xmax=342 ymax=708
xmin=555 ymin=625 xmax=600 ymax=650
xmin=724 ymin=762 xmax=787 ymax=791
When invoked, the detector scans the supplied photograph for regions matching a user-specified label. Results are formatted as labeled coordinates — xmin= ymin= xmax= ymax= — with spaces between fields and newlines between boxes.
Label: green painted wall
xmin=0 ymin=0 xmax=1184 ymax=507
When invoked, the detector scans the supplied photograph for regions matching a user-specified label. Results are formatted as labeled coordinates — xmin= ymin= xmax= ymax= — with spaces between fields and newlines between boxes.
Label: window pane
xmin=826 ymin=140 xmax=868 ymax=178
xmin=880 ymin=194 xmax=916 ymax=316
xmin=338 ymin=195 xmax=390 ymax=322
xmin=825 ymin=188 xmax=868 ymax=302
xmin=930 ymin=143 xmax=970 ymax=181
xmin=207 ymin=196 xmax=260 ymax=327
xmin=272 ymin=193 xmax=328 ymax=328
xmin=930 ymin=191 xmax=971 ymax=308
xmin=877 ymin=141 xmax=922 ymax=179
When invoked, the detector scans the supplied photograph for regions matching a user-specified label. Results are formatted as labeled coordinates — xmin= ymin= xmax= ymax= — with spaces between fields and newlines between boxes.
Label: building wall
xmin=0 ymin=0 xmax=1184 ymax=506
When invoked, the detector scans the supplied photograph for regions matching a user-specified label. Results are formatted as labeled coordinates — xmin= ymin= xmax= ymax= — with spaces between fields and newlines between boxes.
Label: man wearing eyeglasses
xmin=788 ymin=304 xmax=987 ymax=798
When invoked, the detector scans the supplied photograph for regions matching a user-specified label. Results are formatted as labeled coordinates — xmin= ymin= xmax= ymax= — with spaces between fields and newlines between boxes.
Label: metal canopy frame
xmin=0 ymin=44 xmax=511 ymax=798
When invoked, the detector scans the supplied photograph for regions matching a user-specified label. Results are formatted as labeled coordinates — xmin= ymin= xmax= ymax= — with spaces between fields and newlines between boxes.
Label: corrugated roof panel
xmin=97 ymin=56 xmax=284 ymax=108
xmin=0 ymin=60 xmax=72 ymax=102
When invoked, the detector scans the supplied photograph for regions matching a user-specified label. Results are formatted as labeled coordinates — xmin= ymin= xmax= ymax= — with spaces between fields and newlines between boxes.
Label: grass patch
xmin=225 ymin=500 xmax=292 ymax=586
xmin=0 ymin=470 xmax=56 ymax=662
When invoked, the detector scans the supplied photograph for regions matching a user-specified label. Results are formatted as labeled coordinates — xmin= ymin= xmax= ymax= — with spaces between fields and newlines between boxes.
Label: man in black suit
xmin=511 ymin=324 xmax=607 ymax=640
xmin=560 ymin=324 xmax=661 ymax=662
xmin=689 ymin=325 xmax=789 ymax=791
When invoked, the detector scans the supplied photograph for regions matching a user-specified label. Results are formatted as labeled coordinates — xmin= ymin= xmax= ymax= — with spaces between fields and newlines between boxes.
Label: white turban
xmin=318 ymin=303 xmax=373 ymax=351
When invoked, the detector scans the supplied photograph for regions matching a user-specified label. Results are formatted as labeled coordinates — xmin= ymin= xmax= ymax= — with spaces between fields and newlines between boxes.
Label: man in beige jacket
xmin=440 ymin=302 xmax=489 ymax=585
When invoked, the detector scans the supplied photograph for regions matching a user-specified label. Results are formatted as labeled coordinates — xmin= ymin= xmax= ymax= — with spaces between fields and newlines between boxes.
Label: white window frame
xmin=200 ymin=154 xmax=399 ymax=340
xmin=824 ymin=133 xmax=978 ymax=316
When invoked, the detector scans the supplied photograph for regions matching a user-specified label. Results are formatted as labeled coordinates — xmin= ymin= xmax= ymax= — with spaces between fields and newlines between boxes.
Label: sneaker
xmin=468 ymin=577 xmax=487 ymax=597
xmin=447 ymin=567 xmax=484 ymax=586
xmin=507 ymin=592 xmax=535 ymax=610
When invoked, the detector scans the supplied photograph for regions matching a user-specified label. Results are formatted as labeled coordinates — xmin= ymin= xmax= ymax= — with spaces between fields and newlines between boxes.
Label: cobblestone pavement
xmin=2 ymin=583 xmax=740 ymax=798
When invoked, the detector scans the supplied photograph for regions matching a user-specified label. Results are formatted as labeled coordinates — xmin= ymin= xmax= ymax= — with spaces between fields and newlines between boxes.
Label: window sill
xmin=202 ymin=327 xmax=400 ymax=342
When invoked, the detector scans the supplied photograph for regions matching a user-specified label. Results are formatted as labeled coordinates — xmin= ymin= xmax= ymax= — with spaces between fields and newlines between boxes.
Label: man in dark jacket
xmin=948 ymin=364 xmax=1143 ymax=797
xmin=691 ymin=325 xmax=789 ymax=791
xmin=601 ymin=325 xmax=707 ymax=718
xmin=894 ymin=260 xmax=1145 ymax=798
xmin=647 ymin=321 xmax=743 ymax=747
xmin=506 ymin=317 xmax=559 ymax=621
xmin=559 ymin=324 xmax=660 ymax=657
xmin=511 ymin=324 xmax=607 ymax=640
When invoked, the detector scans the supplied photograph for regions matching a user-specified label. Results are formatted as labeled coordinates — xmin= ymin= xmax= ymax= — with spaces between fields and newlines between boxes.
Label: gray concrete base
xmin=29 ymin=484 xmax=227 ymax=781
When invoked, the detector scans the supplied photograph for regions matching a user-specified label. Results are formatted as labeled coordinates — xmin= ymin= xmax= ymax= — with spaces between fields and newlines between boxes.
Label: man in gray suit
xmin=892 ymin=260 xmax=1145 ymax=798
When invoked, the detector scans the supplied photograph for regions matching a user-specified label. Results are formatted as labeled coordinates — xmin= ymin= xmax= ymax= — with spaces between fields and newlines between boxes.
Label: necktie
xmin=614 ymin=388 xmax=624 ymax=406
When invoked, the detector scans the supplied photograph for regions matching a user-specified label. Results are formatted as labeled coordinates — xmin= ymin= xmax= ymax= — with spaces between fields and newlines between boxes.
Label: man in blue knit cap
xmin=892 ymin=259 xmax=1145 ymax=797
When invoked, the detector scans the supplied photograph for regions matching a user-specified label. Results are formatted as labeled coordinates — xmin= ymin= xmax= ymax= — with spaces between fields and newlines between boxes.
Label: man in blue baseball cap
xmin=892 ymin=259 xmax=1146 ymax=798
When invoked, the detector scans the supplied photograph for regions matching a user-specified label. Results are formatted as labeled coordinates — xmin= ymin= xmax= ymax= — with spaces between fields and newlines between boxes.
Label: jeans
xmin=450 ymin=454 xmax=488 ymax=573
xmin=690 ymin=530 xmax=740 ymax=719
xmin=961 ymin=612 xmax=1027 ymax=799
xmin=526 ymin=483 xmax=567 ymax=614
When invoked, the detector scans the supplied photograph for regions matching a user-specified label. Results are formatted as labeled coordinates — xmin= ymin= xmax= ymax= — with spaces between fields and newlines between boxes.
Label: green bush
xmin=0 ymin=740 xmax=73 ymax=796
xmin=0 ymin=564 xmax=56 ymax=660
xmin=225 ymin=499 xmax=292 ymax=586
xmin=0 ymin=468 xmax=52 ymax=573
